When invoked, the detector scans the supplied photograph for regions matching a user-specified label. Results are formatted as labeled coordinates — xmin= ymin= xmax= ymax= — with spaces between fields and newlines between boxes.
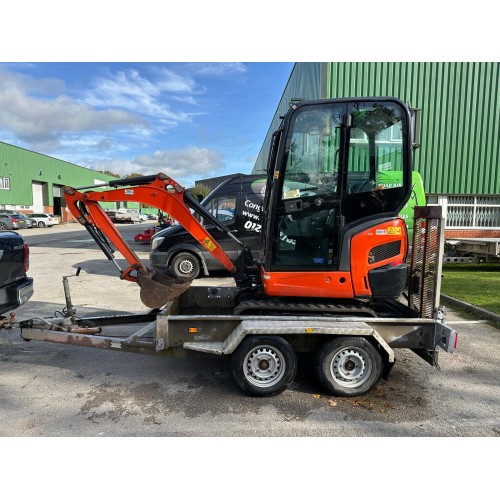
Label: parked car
xmin=0 ymin=210 xmax=33 ymax=229
xmin=28 ymin=213 xmax=58 ymax=227
xmin=0 ymin=214 xmax=16 ymax=230
xmin=150 ymin=174 xmax=266 ymax=279
xmin=115 ymin=209 xmax=141 ymax=223
xmin=104 ymin=210 xmax=118 ymax=223
xmin=0 ymin=230 xmax=33 ymax=316
xmin=46 ymin=214 xmax=60 ymax=225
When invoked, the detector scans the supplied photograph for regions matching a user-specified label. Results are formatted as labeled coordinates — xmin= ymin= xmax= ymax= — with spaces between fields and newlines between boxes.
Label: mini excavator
xmin=64 ymin=97 xmax=421 ymax=315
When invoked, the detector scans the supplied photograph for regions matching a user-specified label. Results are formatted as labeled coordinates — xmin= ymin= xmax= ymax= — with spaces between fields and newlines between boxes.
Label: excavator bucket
xmin=137 ymin=268 xmax=193 ymax=309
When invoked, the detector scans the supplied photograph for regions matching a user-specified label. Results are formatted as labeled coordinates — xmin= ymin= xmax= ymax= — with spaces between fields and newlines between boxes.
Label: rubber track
xmin=233 ymin=298 xmax=377 ymax=317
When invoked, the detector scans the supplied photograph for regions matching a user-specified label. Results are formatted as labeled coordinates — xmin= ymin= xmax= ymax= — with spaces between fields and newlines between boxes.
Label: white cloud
xmin=85 ymin=68 xmax=203 ymax=123
xmin=154 ymin=68 xmax=198 ymax=93
xmin=90 ymin=146 xmax=224 ymax=186
xmin=0 ymin=68 xmax=65 ymax=95
xmin=0 ymin=68 xmax=145 ymax=151
xmin=193 ymin=63 xmax=247 ymax=76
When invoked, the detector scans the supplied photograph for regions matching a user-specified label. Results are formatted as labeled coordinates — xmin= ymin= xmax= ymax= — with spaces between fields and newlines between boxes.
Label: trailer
xmin=444 ymin=238 xmax=500 ymax=263
xmin=4 ymin=206 xmax=458 ymax=397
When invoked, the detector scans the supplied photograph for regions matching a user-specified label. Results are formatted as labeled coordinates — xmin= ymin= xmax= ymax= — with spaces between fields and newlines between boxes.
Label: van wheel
xmin=230 ymin=336 xmax=297 ymax=397
xmin=170 ymin=252 xmax=201 ymax=279
xmin=314 ymin=337 xmax=383 ymax=397
xmin=38 ymin=221 xmax=46 ymax=227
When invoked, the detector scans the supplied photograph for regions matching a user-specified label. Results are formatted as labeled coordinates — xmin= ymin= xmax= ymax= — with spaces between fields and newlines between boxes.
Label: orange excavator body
xmin=64 ymin=97 xmax=418 ymax=308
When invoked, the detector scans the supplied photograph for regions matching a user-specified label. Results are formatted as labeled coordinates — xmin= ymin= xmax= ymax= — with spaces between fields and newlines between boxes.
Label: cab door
xmin=269 ymin=102 xmax=344 ymax=271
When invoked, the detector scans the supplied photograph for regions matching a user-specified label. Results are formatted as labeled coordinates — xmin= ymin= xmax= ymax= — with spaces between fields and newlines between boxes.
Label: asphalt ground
xmin=2 ymin=221 xmax=497 ymax=495
xmin=0 ymin=221 xmax=498 ymax=435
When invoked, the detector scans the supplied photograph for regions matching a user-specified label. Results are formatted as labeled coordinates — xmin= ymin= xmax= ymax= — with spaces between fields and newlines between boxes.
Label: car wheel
xmin=314 ymin=336 xmax=383 ymax=397
xmin=38 ymin=221 xmax=46 ymax=227
xmin=0 ymin=222 xmax=7 ymax=230
xmin=170 ymin=252 xmax=201 ymax=279
xmin=230 ymin=335 xmax=297 ymax=397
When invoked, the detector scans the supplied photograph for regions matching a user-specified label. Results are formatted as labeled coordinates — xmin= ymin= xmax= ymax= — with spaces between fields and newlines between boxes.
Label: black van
xmin=149 ymin=174 xmax=266 ymax=279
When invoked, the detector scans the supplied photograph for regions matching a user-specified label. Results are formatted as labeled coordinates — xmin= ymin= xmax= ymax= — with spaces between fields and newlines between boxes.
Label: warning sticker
xmin=387 ymin=227 xmax=402 ymax=235
xmin=203 ymin=238 xmax=217 ymax=251
xmin=283 ymin=189 xmax=300 ymax=199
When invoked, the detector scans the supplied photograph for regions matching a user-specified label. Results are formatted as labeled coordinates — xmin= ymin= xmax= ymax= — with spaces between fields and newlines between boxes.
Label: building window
xmin=446 ymin=195 xmax=500 ymax=229
xmin=0 ymin=177 xmax=10 ymax=190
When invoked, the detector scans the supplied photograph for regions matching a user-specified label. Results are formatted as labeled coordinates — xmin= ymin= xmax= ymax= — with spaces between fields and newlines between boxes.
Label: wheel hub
xmin=330 ymin=347 xmax=372 ymax=388
xmin=178 ymin=259 xmax=194 ymax=274
xmin=244 ymin=345 xmax=286 ymax=388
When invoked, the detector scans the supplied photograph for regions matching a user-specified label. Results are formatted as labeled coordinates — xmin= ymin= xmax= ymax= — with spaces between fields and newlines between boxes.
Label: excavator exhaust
xmin=137 ymin=268 xmax=192 ymax=309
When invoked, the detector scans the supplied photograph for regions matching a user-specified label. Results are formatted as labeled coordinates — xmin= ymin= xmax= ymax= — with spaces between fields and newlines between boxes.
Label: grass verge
xmin=441 ymin=263 xmax=500 ymax=315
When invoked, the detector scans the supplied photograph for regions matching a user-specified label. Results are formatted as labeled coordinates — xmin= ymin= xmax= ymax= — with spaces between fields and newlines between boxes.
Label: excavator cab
xmin=260 ymin=97 xmax=414 ymax=299
xmin=64 ymin=97 xmax=417 ymax=308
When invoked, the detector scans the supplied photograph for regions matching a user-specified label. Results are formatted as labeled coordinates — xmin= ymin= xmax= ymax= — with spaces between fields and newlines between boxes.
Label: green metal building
xmin=0 ymin=142 xmax=139 ymax=221
xmin=253 ymin=62 xmax=500 ymax=237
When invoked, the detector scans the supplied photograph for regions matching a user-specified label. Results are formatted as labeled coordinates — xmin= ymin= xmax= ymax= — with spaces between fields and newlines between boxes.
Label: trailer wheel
xmin=170 ymin=252 xmax=200 ymax=279
xmin=230 ymin=336 xmax=297 ymax=397
xmin=315 ymin=337 xmax=383 ymax=397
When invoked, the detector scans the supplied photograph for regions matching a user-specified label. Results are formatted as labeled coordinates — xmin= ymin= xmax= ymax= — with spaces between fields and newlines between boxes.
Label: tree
xmin=189 ymin=183 xmax=212 ymax=202
xmin=96 ymin=170 xmax=120 ymax=178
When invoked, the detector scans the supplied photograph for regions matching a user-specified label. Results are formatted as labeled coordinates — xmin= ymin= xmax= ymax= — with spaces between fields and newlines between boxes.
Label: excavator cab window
xmin=343 ymin=101 xmax=409 ymax=224
xmin=266 ymin=98 xmax=411 ymax=271
xmin=272 ymin=103 xmax=343 ymax=269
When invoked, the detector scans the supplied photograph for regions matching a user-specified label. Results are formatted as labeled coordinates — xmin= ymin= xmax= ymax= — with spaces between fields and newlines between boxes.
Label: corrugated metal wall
xmin=0 ymin=142 xmax=119 ymax=207
xmin=326 ymin=62 xmax=500 ymax=195
xmin=252 ymin=63 xmax=323 ymax=173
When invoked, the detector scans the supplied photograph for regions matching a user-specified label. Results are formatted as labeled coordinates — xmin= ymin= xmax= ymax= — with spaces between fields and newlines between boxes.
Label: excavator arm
xmin=64 ymin=172 xmax=241 ymax=308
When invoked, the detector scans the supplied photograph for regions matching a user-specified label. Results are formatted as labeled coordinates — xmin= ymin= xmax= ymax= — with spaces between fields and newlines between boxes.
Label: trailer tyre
xmin=315 ymin=337 xmax=383 ymax=397
xmin=230 ymin=336 xmax=297 ymax=397
xmin=170 ymin=252 xmax=200 ymax=279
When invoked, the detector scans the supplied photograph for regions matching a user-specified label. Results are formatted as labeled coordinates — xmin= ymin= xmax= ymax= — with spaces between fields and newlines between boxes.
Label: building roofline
xmin=0 ymin=140 xmax=114 ymax=177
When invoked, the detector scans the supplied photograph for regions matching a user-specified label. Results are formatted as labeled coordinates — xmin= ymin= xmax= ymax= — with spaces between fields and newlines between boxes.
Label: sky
xmin=0 ymin=62 xmax=294 ymax=186
xmin=0 ymin=1 xmax=494 ymax=487
xmin=1 ymin=2 xmax=493 ymax=189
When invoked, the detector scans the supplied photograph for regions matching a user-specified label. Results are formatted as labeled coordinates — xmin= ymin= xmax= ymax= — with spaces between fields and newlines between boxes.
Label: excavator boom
xmin=64 ymin=173 xmax=239 ymax=308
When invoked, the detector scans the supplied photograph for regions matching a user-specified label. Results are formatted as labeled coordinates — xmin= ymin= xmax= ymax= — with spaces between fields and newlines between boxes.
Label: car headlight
xmin=151 ymin=236 xmax=165 ymax=250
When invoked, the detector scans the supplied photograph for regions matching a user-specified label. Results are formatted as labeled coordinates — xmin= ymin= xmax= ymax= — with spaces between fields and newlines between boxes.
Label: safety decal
xmin=203 ymin=238 xmax=217 ymax=251
xmin=387 ymin=227 xmax=402 ymax=235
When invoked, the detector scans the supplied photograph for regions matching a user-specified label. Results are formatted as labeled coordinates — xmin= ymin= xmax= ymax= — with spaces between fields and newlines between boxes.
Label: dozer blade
xmin=137 ymin=268 xmax=193 ymax=309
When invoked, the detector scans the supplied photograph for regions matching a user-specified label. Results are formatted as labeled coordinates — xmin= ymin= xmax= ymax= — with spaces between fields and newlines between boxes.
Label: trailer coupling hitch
xmin=137 ymin=268 xmax=193 ymax=308
xmin=0 ymin=312 xmax=16 ymax=331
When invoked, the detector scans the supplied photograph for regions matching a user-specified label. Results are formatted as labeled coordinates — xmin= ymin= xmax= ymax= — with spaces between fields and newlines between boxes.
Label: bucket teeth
xmin=137 ymin=269 xmax=192 ymax=308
